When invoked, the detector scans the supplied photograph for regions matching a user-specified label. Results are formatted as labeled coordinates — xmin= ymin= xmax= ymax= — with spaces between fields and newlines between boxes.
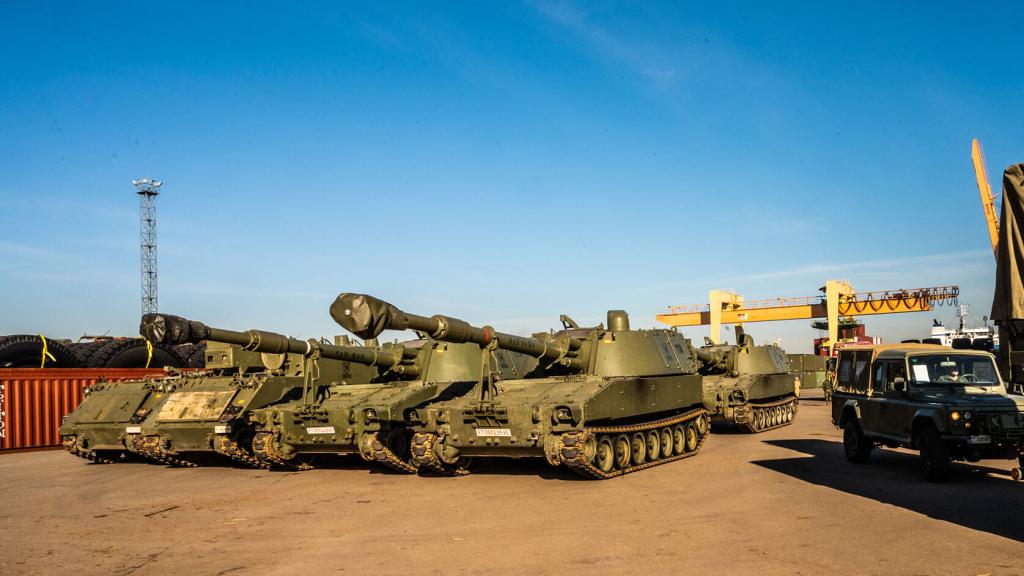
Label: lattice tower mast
xmin=132 ymin=178 xmax=162 ymax=315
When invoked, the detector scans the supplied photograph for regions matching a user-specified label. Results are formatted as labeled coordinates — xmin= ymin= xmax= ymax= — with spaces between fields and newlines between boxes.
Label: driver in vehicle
xmin=936 ymin=363 xmax=961 ymax=382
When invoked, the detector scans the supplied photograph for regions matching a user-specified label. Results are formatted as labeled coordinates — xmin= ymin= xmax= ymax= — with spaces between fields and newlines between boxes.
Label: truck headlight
xmin=963 ymin=411 xmax=973 ymax=421
xmin=950 ymin=411 xmax=961 ymax=422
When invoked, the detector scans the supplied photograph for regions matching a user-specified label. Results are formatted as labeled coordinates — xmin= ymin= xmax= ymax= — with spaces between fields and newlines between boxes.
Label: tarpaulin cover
xmin=330 ymin=293 xmax=402 ymax=340
xmin=140 ymin=313 xmax=211 ymax=346
xmin=992 ymin=164 xmax=1024 ymax=321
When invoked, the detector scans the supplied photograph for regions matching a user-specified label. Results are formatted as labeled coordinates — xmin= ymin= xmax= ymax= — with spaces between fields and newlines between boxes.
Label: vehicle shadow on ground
xmin=443 ymin=457 xmax=582 ymax=480
xmin=753 ymin=439 xmax=1024 ymax=542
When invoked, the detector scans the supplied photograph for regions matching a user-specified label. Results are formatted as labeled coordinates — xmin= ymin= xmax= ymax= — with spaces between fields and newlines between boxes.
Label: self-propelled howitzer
xmin=695 ymin=333 xmax=800 ymax=433
xmin=331 ymin=293 xmax=711 ymax=479
xmin=247 ymin=335 xmax=536 ymax=472
xmin=113 ymin=313 xmax=380 ymax=467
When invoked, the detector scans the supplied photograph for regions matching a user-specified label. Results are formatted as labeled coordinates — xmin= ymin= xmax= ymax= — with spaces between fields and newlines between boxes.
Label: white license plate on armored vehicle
xmin=306 ymin=426 xmax=335 ymax=435
xmin=475 ymin=428 xmax=512 ymax=437
xmin=966 ymin=435 xmax=991 ymax=445
xmin=125 ymin=426 xmax=141 ymax=434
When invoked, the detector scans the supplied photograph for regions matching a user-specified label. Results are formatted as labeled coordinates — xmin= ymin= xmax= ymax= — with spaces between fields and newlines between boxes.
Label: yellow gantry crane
xmin=972 ymin=138 xmax=1000 ymax=258
xmin=657 ymin=281 xmax=960 ymax=352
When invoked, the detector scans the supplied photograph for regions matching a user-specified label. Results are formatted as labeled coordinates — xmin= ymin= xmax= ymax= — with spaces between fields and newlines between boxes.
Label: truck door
xmin=865 ymin=360 xmax=888 ymax=433
xmin=881 ymin=361 xmax=912 ymax=440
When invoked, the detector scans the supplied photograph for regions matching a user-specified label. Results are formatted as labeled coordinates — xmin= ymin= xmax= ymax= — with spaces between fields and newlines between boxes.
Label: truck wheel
xmin=0 ymin=335 xmax=79 ymax=368
xmin=843 ymin=419 xmax=872 ymax=463
xmin=919 ymin=425 xmax=950 ymax=482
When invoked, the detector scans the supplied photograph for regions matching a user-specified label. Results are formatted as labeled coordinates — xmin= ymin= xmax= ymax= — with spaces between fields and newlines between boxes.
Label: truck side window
xmin=873 ymin=362 xmax=886 ymax=394
xmin=853 ymin=351 xmax=871 ymax=393
xmin=886 ymin=362 xmax=907 ymax=390
xmin=837 ymin=352 xmax=854 ymax=389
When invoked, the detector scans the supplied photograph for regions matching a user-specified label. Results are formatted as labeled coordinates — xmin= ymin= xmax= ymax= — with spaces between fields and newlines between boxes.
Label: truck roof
xmin=838 ymin=343 xmax=995 ymax=360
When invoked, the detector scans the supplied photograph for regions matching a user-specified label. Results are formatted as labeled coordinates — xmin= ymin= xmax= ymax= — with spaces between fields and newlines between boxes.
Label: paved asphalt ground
xmin=1 ymin=389 xmax=1021 ymax=576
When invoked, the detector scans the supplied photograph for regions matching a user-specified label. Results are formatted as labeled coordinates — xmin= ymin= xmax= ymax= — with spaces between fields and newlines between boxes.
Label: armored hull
xmin=60 ymin=378 xmax=166 ymax=463
xmin=63 ymin=314 xmax=380 ymax=468
xmin=250 ymin=340 xmax=535 ymax=472
xmin=409 ymin=371 xmax=708 ymax=478
xmin=698 ymin=339 xmax=799 ymax=433
xmin=330 ymin=294 xmax=711 ymax=479
xmin=125 ymin=340 xmax=372 ymax=467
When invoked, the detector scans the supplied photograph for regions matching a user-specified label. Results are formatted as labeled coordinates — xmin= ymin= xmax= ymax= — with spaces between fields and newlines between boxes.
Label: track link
xmin=252 ymin=432 xmax=312 ymax=470
xmin=734 ymin=396 xmax=799 ymax=433
xmin=62 ymin=437 xmax=117 ymax=464
xmin=558 ymin=407 xmax=710 ymax=479
xmin=360 ymin=432 xmax=418 ymax=474
xmin=216 ymin=435 xmax=269 ymax=469
xmin=410 ymin=432 xmax=470 ymax=476
xmin=128 ymin=435 xmax=199 ymax=467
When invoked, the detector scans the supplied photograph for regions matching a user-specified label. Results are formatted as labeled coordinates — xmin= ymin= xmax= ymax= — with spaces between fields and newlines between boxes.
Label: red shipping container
xmin=0 ymin=368 xmax=168 ymax=452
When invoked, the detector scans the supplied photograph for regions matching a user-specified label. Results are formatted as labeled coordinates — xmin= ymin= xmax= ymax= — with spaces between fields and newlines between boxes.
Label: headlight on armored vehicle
xmin=553 ymin=406 xmax=574 ymax=423
xmin=963 ymin=411 xmax=973 ymax=421
xmin=950 ymin=411 xmax=961 ymax=422
xmin=363 ymin=408 xmax=378 ymax=422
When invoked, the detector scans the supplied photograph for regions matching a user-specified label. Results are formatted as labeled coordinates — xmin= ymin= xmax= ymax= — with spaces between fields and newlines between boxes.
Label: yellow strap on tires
xmin=144 ymin=339 xmax=154 ymax=369
xmin=38 ymin=334 xmax=56 ymax=368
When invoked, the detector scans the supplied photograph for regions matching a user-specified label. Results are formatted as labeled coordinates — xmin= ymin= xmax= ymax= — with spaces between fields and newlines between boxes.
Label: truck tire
xmin=919 ymin=425 xmax=950 ymax=482
xmin=88 ymin=338 xmax=184 ymax=369
xmin=843 ymin=419 xmax=872 ymax=463
xmin=0 ymin=335 xmax=79 ymax=368
xmin=68 ymin=341 xmax=107 ymax=367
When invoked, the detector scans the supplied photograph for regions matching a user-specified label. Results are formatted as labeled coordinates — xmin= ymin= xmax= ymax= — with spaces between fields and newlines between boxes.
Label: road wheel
xmin=919 ymin=425 xmax=950 ymax=482
xmin=645 ymin=430 xmax=661 ymax=461
xmin=683 ymin=424 xmax=698 ymax=452
xmin=630 ymin=432 xmax=646 ymax=465
xmin=672 ymin=426 xmax=686 ymax=455
xmin=696 ymin=414 xmax=710 ymax=436
xmin=595 ymin=437 xmax=615 ymax=473
xmin=659 ymin=427 xmax=673 ymax=458
xmin=613 ymin=435 xmax=631 ymax=470
xmin=843 ymin=419 xmax=872 ymax=463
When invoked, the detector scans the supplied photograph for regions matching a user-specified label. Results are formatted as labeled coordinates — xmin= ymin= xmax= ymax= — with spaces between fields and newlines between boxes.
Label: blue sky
xmin=0 ymin=1 xmax=1020 ymax=352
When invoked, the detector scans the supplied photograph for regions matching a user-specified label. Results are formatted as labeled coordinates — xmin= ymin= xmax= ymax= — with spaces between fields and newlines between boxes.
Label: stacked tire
xmin=173 ymin=342 xmax=207 ymax=368
xmin=0 ymin=335 xmax=79 ymax=368
xmin=68 ymin=338 xmax=186 ymax=368
xmin=0 ymin=335 xmax=189 ymax=368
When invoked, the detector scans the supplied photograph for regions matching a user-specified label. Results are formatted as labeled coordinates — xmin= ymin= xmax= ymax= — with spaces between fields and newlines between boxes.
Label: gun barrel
xmin=140 ymin=313 xmax=415 ymax=372
xmin=330 ymin=293 xmax=580 ymax=364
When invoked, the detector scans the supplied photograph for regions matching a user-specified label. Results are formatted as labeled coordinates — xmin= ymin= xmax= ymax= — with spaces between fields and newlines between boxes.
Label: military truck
xmin=830 ymin=344 xmax=1024 ymax=482
xmin=697 ymin=334 xmax=800 ymax=433
xmin=331 ymin=293 xmax=710 ymax=479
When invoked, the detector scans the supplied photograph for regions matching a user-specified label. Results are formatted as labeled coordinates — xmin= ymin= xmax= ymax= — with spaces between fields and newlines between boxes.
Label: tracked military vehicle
xmin=113 ymin=314 xmax=379 ymax=467
xmin=248 ymin=337 xmax=535 ymax=471
xmin=331 ymin=293 xmax=710 ymax=479
xmin=61 ymin=373 xmax=169 ymax=463
xmin=697 ymin=332 xmax=800 ymax=433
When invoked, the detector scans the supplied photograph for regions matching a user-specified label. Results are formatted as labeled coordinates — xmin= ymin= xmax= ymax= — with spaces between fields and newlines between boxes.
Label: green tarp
xmin=991 ymin=164 xmax=1024 ymax=321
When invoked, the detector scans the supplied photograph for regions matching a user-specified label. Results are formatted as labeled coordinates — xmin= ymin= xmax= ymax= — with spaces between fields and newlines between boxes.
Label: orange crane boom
xmin=972 ymin=138 xmax=1000 ymax=258
xmin=657 ymin=282 xmax=960 ymax=351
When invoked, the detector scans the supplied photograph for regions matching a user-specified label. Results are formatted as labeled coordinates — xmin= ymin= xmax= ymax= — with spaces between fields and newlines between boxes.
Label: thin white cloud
xmin=0 ymin=240 xmax=67 ymax=259
xmin=530 ymin=0 xmax=679 ymax=84
xmin=728 ymin=249 xmax=991 ymax=282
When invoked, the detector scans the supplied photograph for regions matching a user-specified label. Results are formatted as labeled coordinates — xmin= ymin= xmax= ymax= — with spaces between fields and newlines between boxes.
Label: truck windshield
xmin=907 ymin=354 xmax=1001 ymax=387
